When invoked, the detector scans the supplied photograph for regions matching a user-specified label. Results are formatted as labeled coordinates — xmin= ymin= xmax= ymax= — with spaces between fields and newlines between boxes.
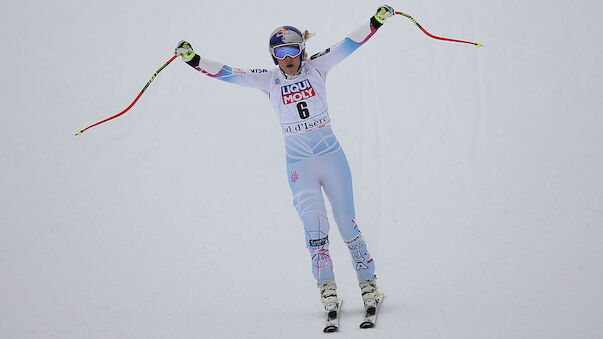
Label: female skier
xmin=175 ymin=5 xmax=395 ymax=315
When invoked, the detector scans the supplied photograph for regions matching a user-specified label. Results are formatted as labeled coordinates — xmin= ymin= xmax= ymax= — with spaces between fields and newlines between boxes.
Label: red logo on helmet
xmin=276 ymin=28 xmax=290 ymax=38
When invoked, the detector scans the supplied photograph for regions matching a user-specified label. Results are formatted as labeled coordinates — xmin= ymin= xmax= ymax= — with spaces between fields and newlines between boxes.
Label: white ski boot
xmin=318 ymin=280 xmax=339 ymax=312
xmin=318 ymin=280 xmax=341 ymax=332
xmin=359 ymin=276 xmax=379 ymax=308
xmin=359 ymin=276 xmax=383 ymax=328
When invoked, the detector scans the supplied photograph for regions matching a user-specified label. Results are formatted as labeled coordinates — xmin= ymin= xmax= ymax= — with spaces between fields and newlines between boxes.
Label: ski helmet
xmin=268 ymin=26 xmax=306 ymax=65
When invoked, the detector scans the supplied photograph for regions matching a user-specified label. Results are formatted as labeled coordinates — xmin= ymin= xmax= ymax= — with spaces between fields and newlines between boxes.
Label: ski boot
xmin=318 ymin=280 xmax=339 ymax=312
xmin=359 ymin=276 xmax=383 ymax=328
xmin=318 ymin=280 xmax=340 ymax=332
xmin=359 ymin=276 xmax=379 ymax=308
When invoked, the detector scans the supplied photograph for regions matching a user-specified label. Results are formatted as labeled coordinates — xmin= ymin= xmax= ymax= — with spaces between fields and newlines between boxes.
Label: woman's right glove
xmin=375 ymin=5 xmax=395 ymax=24
xmin=175 ymin=40 xmax=196 ymax=62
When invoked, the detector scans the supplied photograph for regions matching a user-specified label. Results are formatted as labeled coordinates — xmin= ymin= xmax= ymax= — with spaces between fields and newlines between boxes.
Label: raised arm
xmin=175 ymin=41 xmax=273 ymax=93
xmin=308 ymin=5 xmax=395 ymax=74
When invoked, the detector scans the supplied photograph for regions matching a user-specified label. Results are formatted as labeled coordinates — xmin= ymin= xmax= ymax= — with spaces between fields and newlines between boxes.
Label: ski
xmin=323 ymin=298 xmax=343 ymax=333
xmin=359 ymin=293 xmax=384 ymax=329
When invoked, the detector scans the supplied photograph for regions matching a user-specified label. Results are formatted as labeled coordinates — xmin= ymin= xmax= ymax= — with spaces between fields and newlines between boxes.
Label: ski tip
xmin=360 ymin=321 xmax=375 ymax=329
xmin=476 ymin=42 xmax=483 ymax=48
xmin=75 ymin=130 xmax=83 ymax=136
xmin=323 ymin=325 xmax=338 ymax=333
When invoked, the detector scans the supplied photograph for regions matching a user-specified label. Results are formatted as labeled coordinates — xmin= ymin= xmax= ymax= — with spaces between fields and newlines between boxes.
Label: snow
xmin=1 ymin=0 xmax=602 ymax=338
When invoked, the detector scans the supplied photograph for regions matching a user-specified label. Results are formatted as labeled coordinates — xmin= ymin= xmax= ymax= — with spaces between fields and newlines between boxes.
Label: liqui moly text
xmin=281 ymin=79 xmax=315 ymax=105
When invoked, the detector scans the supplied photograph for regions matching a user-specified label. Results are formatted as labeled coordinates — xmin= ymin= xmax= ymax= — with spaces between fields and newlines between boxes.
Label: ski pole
xmin=395 ymin=11 xmax=483 ymax=47
xmin=75 ymin=54 xmax=178 ymax=136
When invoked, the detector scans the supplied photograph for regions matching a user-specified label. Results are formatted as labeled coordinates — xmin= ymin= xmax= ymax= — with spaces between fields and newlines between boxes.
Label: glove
xmin=375 ymin=5 xmax=395 ymax=23
xmin=175 ymin=40 xmax=196 ymax=62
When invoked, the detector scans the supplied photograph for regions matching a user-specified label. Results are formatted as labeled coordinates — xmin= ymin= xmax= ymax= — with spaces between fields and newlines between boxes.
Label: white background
xmin=1 ymin=0 xmax=602 ymax=338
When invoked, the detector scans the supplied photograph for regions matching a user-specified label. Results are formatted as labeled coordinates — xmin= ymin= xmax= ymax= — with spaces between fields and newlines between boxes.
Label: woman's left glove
xmin=375 ymin=5 xmax=395 ymax=23
xmin=175 ymin=40 xmax=196 ymax=62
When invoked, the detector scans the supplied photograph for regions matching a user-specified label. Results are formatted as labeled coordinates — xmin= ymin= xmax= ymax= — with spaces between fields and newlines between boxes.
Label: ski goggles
xmin=271 ymin=43 xmax=302 ymax=59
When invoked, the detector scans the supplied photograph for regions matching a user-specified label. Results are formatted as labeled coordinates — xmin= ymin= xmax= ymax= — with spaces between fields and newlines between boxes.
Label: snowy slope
xmin=1 ymin=0 xmax=602 ymax=338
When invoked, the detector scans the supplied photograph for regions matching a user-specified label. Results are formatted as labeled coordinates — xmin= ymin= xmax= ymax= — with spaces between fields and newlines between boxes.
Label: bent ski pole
xmin=395 ymin=11 xmax=483 ymax=47
xmin=76 ymin=54 xmax=178 ymax=136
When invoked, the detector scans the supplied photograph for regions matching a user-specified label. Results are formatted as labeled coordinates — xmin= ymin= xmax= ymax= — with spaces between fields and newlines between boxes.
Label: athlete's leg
xmin=287 ymin=158 xmax=335 ymax=284
xmin=320 ymin=149 xmax=376 ymax=281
